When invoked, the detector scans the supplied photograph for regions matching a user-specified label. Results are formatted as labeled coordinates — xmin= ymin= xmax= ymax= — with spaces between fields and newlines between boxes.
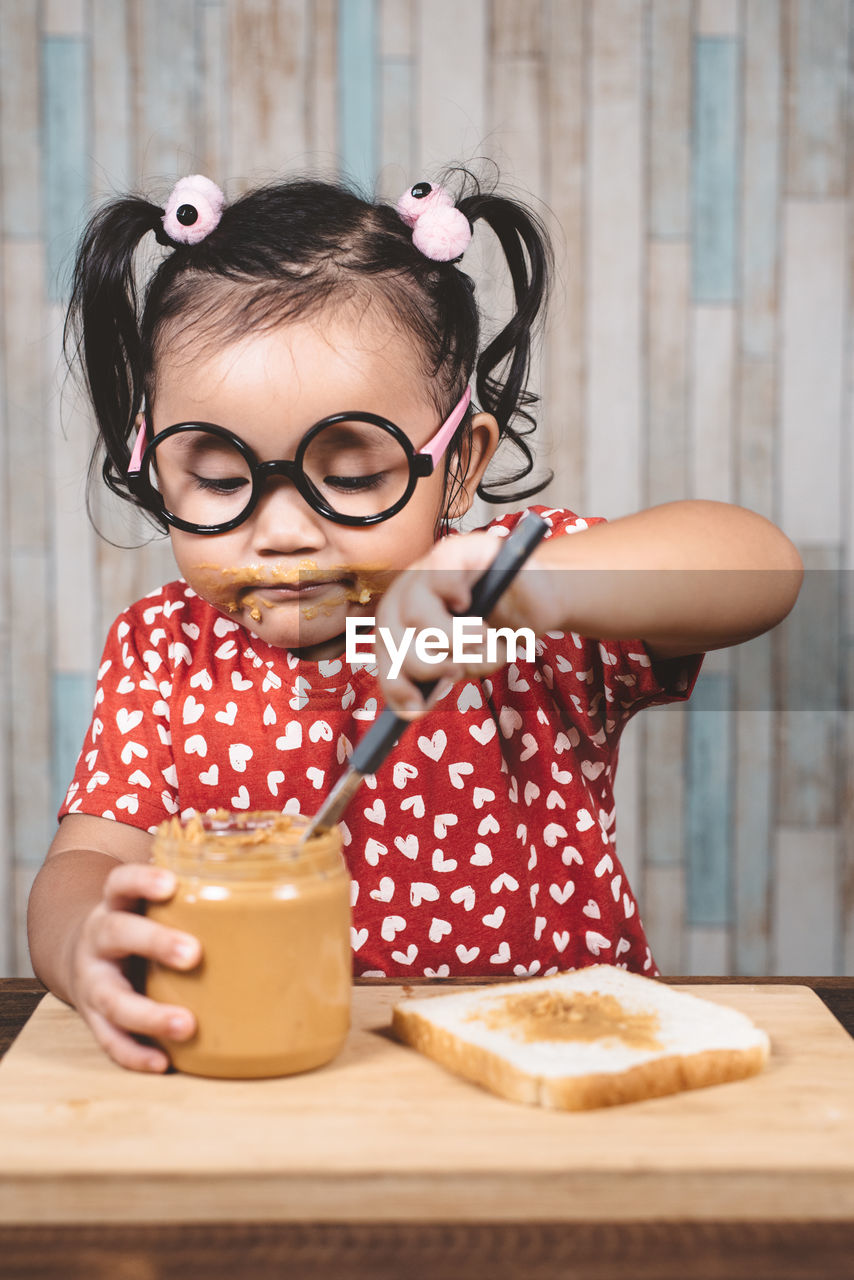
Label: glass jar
xmin=146 ymin=810 xmax=351 ymax=1079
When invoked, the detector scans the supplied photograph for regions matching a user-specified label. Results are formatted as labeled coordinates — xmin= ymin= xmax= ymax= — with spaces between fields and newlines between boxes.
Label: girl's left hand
xmin=373 ymin=531 xmax=554 ymax=718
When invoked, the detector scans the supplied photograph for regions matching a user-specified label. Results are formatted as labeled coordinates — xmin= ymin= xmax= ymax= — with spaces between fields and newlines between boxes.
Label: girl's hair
xmin=64 ymin=169 xmax=553 ymax=531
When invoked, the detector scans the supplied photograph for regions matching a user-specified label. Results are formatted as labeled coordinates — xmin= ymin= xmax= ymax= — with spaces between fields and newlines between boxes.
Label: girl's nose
xmin=249 ymin=476 xmax=327 ymax=553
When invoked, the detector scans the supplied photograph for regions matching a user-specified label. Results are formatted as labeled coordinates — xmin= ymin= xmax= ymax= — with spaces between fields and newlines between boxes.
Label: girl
xmin=28 ymin=170 xmax=802 ymax=1073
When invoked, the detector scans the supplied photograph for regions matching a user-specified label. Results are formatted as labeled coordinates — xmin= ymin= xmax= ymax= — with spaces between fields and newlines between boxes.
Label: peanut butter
xmin=146 ymin=811 xmax=352 ymax=1078
xmin=193 ymin=561 xmax=394 ymax=621
xmin=472 ymin=989 xmax=662 ymax=1051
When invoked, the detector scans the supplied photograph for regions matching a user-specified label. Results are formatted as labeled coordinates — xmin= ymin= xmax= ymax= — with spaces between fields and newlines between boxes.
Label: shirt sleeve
xmin=58 ymin=600 xmax=180 ymax=832
xmin=537 ymin=630 xmax=702 ymax=744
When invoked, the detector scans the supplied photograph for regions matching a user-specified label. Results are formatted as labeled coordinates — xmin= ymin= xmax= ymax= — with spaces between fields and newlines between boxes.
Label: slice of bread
xmin=391 ymin=966 xmax=770 ymax=1110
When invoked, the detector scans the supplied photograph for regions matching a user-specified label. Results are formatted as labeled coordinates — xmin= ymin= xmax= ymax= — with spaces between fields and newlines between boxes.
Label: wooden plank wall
xmin=0 ymin=0 xmax=850 ymax=978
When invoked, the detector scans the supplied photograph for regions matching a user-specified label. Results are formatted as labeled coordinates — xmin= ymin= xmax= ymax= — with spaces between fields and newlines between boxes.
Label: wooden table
xmin=1 ymin=975 xmax=852 ymax=1280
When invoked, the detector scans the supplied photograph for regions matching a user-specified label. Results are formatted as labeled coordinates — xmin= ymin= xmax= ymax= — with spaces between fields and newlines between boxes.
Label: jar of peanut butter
xmin=146 ymin=810 xmax=351 ymax=1079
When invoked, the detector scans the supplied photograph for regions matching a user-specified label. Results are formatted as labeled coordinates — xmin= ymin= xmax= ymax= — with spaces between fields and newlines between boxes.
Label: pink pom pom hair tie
xmin=160 ymin=175 xmax=225 ymax=245
xmin=396 ymin=182 xmax=472 ymax=262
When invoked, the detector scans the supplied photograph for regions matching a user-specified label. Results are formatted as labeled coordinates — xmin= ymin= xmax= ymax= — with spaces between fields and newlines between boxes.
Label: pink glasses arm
xmin=128 ymin=418 xmax=148 ymax=475
xmin=418 ymin=386 xmax=472 ymax=467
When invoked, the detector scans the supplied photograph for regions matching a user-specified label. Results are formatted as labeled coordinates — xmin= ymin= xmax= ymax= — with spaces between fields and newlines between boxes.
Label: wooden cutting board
xmin=1 ymin=984 xmax=853 ymax=1225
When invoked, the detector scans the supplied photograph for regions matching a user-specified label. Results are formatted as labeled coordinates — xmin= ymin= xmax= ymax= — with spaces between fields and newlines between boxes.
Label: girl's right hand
xmin=67 ymin=861 xmax=201 ymax=1073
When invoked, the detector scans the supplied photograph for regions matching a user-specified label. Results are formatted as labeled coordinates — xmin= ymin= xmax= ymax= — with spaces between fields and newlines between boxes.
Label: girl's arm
xmin=523 ymin=499 xmax=804 ymax=660
xmin=375 ymin=500 xmax=803 ymax=714
xmin=27 ymin=815 xmax=201 ymax=1072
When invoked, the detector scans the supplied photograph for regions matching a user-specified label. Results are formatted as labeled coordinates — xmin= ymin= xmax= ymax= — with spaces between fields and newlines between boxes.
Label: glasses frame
xmin=127 ymin=387 xmax=472 ymax=534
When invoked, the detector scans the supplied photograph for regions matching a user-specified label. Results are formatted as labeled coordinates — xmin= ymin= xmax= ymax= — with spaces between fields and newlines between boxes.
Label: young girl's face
xmin=151 ymin=312 xmax=497 ymax=660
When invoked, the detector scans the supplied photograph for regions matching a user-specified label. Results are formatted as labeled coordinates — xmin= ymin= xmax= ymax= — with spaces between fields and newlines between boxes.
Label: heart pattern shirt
xmin=60 ymin=506 xmax=701 ymax=979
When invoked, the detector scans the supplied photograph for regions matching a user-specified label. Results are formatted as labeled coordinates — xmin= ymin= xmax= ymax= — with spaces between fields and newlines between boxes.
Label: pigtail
xmin=64 ymin=197 xmax=164 ymax=508
xmin=457 ymin=188 xmax=553 ymax=502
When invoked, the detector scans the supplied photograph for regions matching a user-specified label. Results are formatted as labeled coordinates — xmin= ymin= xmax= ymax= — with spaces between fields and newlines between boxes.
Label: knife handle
xmin=349 ymin=512 xmax=549 ymax=777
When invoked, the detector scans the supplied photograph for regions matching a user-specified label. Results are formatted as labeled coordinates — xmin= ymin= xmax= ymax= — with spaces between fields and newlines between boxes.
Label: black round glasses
xmin=127 ymin=389 xmax=471 ymax=534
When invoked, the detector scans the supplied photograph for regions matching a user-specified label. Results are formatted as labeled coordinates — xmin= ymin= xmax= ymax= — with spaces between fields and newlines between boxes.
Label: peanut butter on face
xmin=193 ymin=561 xmax=394 ymax=622
xmin=472 ymin=990 xmax=662 ymax=1051
xmin=146 ymin=810 xmax=352 ymax=1079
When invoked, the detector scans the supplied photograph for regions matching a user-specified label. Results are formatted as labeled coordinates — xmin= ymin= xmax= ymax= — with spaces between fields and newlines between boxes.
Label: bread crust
xmin=391 ymin=1004 xmax=770 ymax=1111
xmin=539 ymin=1043 xmax=769 ymax=1110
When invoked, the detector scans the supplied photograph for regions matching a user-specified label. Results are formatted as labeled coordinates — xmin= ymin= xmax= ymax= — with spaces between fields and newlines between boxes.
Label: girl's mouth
xmin=248 ymin=579 xmax=346 ymax=603
xmin=255 ymin=577 xmax=338 ymax=592
xmin=237 ymin=577 xmax=352 ymax=625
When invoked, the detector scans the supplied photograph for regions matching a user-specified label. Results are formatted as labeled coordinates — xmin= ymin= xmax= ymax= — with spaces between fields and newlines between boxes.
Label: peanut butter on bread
xmin=473 ymin=989 xmax=662 ymax=1051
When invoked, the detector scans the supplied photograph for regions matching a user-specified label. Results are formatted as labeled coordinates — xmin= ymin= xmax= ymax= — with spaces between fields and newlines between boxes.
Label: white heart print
xmin=433 ymin=813 xmax=457 ymax=839
xmin=393 ymin=761 xmax=418 ymax=788
xmin=456 ymin=683 xmax=482 ymax=712
xmin=410 ymin=882 xmax=439 ymax=906
xmin=364 ymin=839 xmax=388 ymax=866
xmin=417 ymin=730 xmax=447 ymax=761
xmin=576 ymin=808 xmax=595 ymax=832
xmin=448 ymin=762 xmax=474 ymax=788
xmin=370 ymin=878 xmax=395 ymax=902
xmin=394 ymin=834 xmax=419 ymax=860
xmin=469 ymin=719 xmax=496 ymax=745
xmin=116 ymin=708 xmax=143 ymax=734
xmin=450 ymin=885 xmax=475 ymax=910
xmin=381 ymin=915 xmax=406 ymax=941
xmin=432 ymin=848 xmax=458 ymax=873
xmin=228 ymin=743 xmax=253 ymax=773
xmin=276 ymin=722 xmax=302 ymax=750
xmin=364 ymin=799 xmax=386 ymax=824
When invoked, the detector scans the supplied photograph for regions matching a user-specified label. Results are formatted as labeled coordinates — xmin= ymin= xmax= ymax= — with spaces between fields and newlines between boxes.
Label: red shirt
xmin=60 ymin=506 xmax=701 ymax=978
